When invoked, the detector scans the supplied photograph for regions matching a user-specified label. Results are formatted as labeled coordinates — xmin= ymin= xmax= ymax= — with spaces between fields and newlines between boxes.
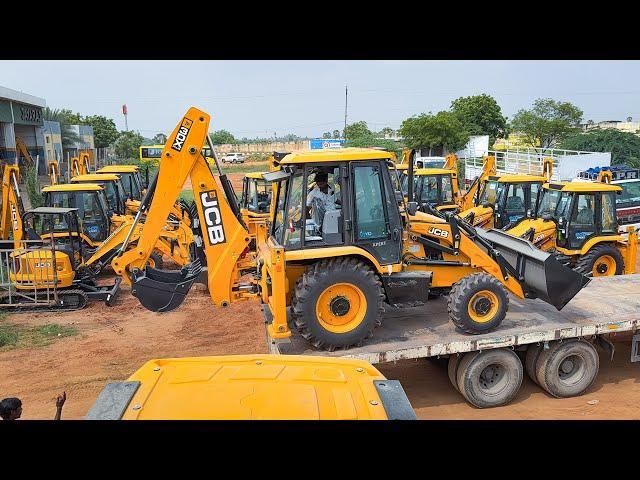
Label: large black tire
xmin=525 ymin=343 xmax=543 ymax=385
xmin=448 ymin=354 xmax=462 ymax=393
xmin=456 ymin=349 xmax=523 ymax=408
xmin=448 ymin=273 xmax=509 ymax=334
xmin=291 ymin=257 xmax=384 ymax=351
xmin=535 ymin=339 xmax=599 ymax=398
xmin=574 ymin=244 xmax=624 ymax=277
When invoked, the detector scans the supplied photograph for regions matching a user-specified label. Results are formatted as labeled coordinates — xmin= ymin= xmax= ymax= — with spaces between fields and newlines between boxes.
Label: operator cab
xmin=71 ymin=174 xmax=128 ymax=216
xmin=412 ymin=168 xmax=457 ymax=212
xmin=241 ymin=173 xmax=272 ymax=214
xmin=478 ymin=176 xmax=543 ymax=229
xmin=96 ymin=166 xmax=146 ymax=201
xmin=41 ymin=184 xmax=110 ymax=243
xmin=536 ymin=182 xmax=621 ymax=250
xmin=270 ymin=149 xmax=402 ymax=264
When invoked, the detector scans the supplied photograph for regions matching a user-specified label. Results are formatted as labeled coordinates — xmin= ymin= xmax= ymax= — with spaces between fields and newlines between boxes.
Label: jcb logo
xmin=10 ymin=205 xmax=17 ymax=232
xmin=171 ymin=117 xmax=193 ymax=152
xmin=427 ymin=227 xmax=449 ymax=238
xmin=200 ymin=190 xmax=226 ymax=245
xmin=35 ymin=262 xmax=51 ymax=268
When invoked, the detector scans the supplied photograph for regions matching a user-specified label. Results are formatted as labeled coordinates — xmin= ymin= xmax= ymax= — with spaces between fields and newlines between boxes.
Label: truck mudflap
xmin=130 ymin=260 xmax=202 ymax=312
xmin=475 ymin=228 xmax=591 ymax=310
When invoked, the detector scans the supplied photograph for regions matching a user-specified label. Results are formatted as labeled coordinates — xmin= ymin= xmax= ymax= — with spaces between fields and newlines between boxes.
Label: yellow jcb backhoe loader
xmin=459 ymin=157 xmax=553 ymax=230
xmin=71 ymin=153 xmax=91 ymax=177
xmin=111 ymin=107 xmax=590 ymax=352
xmin=48 ymin=160 xmax=60 ymax=185
xmin=0 ymin=164 xmax=25 ymax=247
xmin=506 ymin=170 xmax=637 ymax=277
xmin=86 ymin=354 xmax=417 ymax=420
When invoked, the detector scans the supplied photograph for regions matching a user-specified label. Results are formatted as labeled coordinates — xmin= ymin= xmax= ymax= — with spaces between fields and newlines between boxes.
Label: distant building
xmin=65 ymin=124 xmax=95 ymax=157
xmin=43 ymin=120 xmax=63 ymax=162
xmin=581 ymin=120 xmax=640 ymax=134
xmin=0 ymin=85 xmax=46 ymax=171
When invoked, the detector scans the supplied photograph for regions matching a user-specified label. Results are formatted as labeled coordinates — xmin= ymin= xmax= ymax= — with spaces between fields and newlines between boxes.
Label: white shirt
xmin=307 ymin=185 xmax=336 ymax=210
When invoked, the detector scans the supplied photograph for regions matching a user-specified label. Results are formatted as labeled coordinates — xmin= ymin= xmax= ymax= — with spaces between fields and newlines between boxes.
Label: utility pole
xmin=122 ymin=104 xmax=129 ymax=131
xmin=344 ymin=84 xmax=348 ymax=140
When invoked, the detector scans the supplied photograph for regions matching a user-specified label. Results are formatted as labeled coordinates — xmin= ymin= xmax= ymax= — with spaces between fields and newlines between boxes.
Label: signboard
xmin=309 ymin=139 xmax=345 ymax=150
xmin=12 ymin=102 xmax=43 ymax=126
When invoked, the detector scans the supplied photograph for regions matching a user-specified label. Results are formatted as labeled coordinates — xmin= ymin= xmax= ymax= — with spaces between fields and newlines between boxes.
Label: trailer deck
xmin=266 ymin=274 xmax=640 ymax=365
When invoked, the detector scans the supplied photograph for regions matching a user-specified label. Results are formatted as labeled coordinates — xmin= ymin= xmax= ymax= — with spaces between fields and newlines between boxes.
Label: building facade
xmin=0 ymin=85 xmax=46 ymax=170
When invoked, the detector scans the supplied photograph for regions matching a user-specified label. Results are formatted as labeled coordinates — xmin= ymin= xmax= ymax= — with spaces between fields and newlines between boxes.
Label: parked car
xmin=221 ymin=153 xmax=245 ymax=164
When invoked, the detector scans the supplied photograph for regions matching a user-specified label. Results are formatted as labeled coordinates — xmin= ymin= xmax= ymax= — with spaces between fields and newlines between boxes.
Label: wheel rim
xmin=467 ymin=290 xmax=500 ymax=323
xmin=478 ymin=363 xmax=509 ymax=395
xmin=592 ymin=254 xmax=616 ymax=277
xmin=557 ymin=353 xmax=586 ymax=386
xmin=315 ymin=283 xmax=367 ymax=334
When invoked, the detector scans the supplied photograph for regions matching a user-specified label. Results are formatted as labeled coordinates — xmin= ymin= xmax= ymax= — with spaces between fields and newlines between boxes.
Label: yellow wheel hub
xmin=592 ymin=255 xmax=616 ymax=277
xmin=315 ymin=283 xmax=367 ymax=334
xmin=467 ymin=290 xmax=500 ymax=324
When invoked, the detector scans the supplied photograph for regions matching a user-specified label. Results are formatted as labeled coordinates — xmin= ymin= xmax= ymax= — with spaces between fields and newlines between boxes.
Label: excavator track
xmin=0 ymin=289 xmax=88 ymax=313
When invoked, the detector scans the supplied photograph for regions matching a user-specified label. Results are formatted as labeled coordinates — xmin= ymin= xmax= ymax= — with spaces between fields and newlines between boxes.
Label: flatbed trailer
xmin=265 ymin=274 xmax=640 ymax=408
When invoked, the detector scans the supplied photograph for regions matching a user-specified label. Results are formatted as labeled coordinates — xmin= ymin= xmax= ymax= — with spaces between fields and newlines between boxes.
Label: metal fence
xmin=0 ymin=238 xmax=60 ymax=309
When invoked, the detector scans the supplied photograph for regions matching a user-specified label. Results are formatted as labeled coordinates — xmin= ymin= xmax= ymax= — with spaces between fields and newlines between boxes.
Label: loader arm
xmin=458 ymin=155 xmax=496 ymax=211
xmin=111 ymin=107 xmax=251 ymax=311
xmin=15 ymin=137 xmax=34 ymax=166
xmin=48 ymin=161 xmax=59 ymax=185
xmin=0 ymin=164 xmax=25 ymax=245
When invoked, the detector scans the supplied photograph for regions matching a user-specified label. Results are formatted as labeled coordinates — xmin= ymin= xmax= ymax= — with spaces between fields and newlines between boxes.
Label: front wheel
xmin=448 ymin=273 xmax=509 ymax=334
xmin=291 ymin=257 xmax=384 ymax=351
xmin=574 ymin=244 xmax=624 ymax=277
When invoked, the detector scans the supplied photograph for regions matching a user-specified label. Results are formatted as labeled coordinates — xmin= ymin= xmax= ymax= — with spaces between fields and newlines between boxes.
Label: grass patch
xmin=179 ymin=189 xmax=194 ymax=204
xmin=220 ymin=161 xmax=269 ymax=174
xmin=0 ymin=322 xmax=78 ymax=351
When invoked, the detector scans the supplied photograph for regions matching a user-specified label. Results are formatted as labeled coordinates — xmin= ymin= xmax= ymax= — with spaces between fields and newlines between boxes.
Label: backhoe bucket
xmin=131 ymin=260 xmax=203 ymax=312
xmin=475 ymin=228 xmax=591 ymax=310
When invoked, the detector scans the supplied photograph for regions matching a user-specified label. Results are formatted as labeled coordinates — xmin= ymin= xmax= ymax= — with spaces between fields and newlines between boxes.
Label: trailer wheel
xmin=456 ymin=349 xmax=523 ymax=408
xmin=574 ymin=244 xmax=624 ymax=277
xmin=525 ymin=343 xmax=543 ymax=385
xmin=291 ymin=257 xmax=384 ymax=351
xmin=535 ymin=339 xmax=599 ymax=398
xmin=448 ymin=273 xmax=509 ymax=334
xmin=448 ymin=354 xmax=462 ymax=393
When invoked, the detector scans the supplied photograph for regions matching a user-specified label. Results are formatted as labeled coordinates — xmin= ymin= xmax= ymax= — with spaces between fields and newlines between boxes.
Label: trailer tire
xmin=448 ymin=354 xmax=462 ymax=393
xmin=291 ymin=257 xmax=384 ymax=351
xmin=456 ymin=349 xmax=523 ymax=408
xmin=525 ymin=343 xmax=543 ymax=385
xmin=535 ymin=339 xmax=599 ymax=398
xmin=574 ymin=244 xmax=624 ymax=277
xmin=448 ymin=273 xmax=509 ymax=334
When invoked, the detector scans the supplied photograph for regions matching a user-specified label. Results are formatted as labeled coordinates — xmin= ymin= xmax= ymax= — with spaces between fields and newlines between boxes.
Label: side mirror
xmin=407 ymin=201 xmax=418 ymax=216
xmin=526 ymin=208 xmax=533 ymax=218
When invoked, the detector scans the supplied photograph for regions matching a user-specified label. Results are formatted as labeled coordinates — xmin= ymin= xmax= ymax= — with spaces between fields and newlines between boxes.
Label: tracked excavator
xmin=109 ymin=107 xmax=590 ymax=352
xmin=506 ymin=170 xmax=637 ymax=277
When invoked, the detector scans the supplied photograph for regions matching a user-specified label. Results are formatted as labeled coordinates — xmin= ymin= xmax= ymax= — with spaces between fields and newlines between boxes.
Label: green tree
xmin=210 ymin=130 xmax=236 ymax=145
xmin=345 ymin=134 xmax=402 ymax=160
xmin=510 ymin=98 xmax=583 ymax=150
xmin=83 ymin=115 xmax=119 ymax=148
xmin=152 ymin=133 xmax=167 ymax=144
xmin=114 ymin=130 xmax=145 ymax=160
xmin=42 ymin=107 xmax=80 ymax=150
xmin=59 ymin=109 xmax=83 ymax=125
xmin=332 ymin=129 xmax=341 ymax=139
xmin=322 ymin=131 xmax=332 ymax=139
xmin=450 ymin=94 xmax=508 ymax=145
xmin=378 ymin=127 xmax=395 ymax=138
xmin=561 ymin=129 xmax=640 ymax=167
xmin=344 ymin=121 xmax=371 ymax=140
xmin=400 ymin=111 xmax=469 ymax=154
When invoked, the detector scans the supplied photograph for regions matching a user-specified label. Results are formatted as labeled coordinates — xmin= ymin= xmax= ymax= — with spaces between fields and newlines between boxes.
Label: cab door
xmin=350 ymin=161 xmax=402 ymax=265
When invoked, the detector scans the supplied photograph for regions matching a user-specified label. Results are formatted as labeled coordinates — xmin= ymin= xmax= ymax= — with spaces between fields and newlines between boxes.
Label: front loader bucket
xmin=475 ymin=228 xmax=591 ymax=310
xmin=131 ymin=260 xmax=202 ymax=312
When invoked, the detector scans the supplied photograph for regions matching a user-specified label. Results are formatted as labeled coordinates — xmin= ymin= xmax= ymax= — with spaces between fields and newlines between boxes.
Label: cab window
xmin=354 ymin=165 xmax=387 ymax=240
xmin=601 ymin=192 xmax=617 ymax=234
xmin=479 ymin=180 xmax=499 ymax=205
xmin=304 ymin=165 xmax=343 ymax=246
xmin=271 ymin=179 xmax=289 ymax=245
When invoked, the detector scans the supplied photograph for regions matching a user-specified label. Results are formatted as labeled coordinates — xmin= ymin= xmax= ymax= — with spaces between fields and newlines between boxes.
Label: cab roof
xmin=27 ymin=207 xmax=78 ymax=215
xmin=245 ymin=172 xmax=266 ymax=179
xmin=42 ymin=183 xmax=104 ymax=192
xmin=489 ymin=174 xmax=548 ymax=183
xmin=545 ymin=181 xmax=622 ymax=193
xmin=71 ymin=174 xmax=120 ymax=182
xmin=414 ymin=168 xmax=455 ymax=176
xmin=97 ymin=165 xmax=139 ymax=173
xmin=279 ymin=148 xmax=393 ymax=165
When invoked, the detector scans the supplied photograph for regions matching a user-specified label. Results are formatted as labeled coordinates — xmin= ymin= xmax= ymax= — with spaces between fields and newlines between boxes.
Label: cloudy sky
xmin=1 ymin=60 xmax=639 ymax=138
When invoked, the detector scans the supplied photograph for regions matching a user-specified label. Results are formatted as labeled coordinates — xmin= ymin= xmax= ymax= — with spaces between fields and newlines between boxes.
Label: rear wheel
xmin=291 ymin=257 xmax=384 ymax=351
xmin=525 ymin=343 xmax=543 ymax=385
xmin=448 ymin=273 xmax=509 ymax=334
xmin=448 ymin=354 xmax=462 ymax=393
xmin=574 ymin=244 xmax=624 ymax=277
xmin=535 ymin=339 xmax=599 ymax=398
xmin=456 ymin=349 xmax=523 ymax=408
